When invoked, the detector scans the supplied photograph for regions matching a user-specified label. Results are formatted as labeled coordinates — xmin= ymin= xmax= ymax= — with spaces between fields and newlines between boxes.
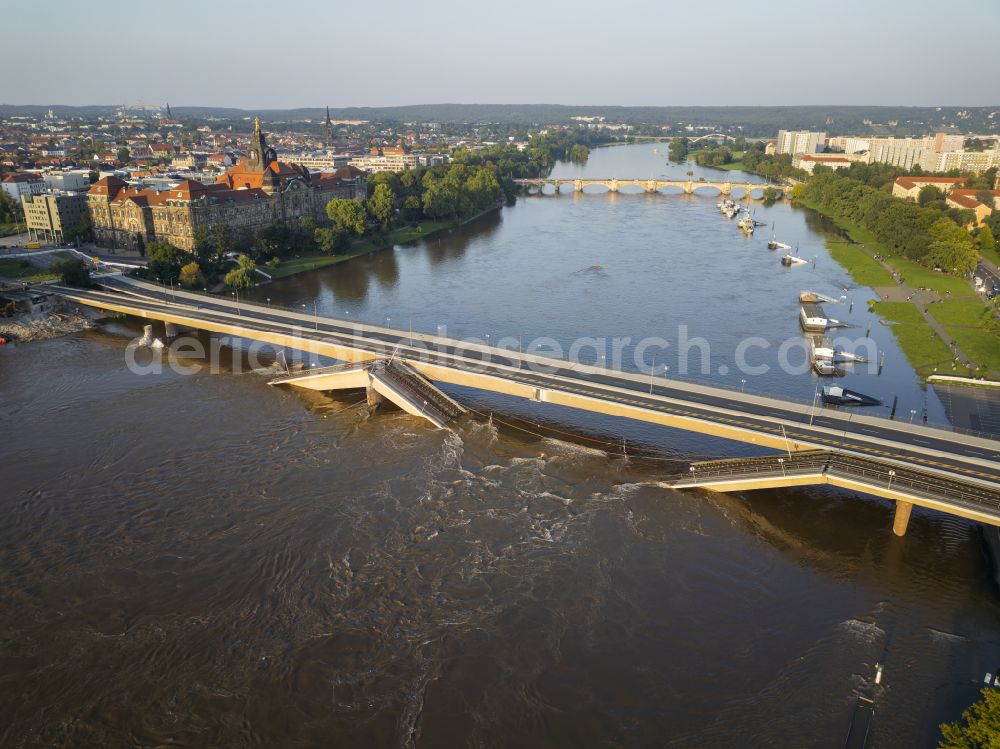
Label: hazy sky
xmin=6 ymin=0 xmax=998 ymax=108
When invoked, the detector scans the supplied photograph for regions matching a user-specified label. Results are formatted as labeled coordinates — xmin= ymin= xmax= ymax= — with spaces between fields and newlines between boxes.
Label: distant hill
xmin=1 ymin=103 xmax=997 ymax=136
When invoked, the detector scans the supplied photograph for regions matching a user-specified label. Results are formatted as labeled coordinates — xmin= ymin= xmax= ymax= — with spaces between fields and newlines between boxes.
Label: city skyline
xmin=5 ymin=0 xmax=999 ymax=109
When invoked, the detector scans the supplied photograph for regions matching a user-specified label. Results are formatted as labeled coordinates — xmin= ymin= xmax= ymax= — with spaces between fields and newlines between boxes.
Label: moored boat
xmin=799 ymin=303 xmax=829 ymax=332
xmin=813 ymin=360 xmax=844 ymax=376
xmin=821 ymin=385 xmax=881 ymax=407
xmin=799 ymin=290 xmax=841 ymax=303
xmin=781 ymin=254 xmax=808 ymax=266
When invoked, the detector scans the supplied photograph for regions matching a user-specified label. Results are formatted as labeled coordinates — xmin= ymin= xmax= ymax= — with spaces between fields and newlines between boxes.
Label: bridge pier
xmin=892 ymin=500 xmax=913 ymax=537
xmin=573 ymin=179 xmax=584 ymax=193
xmin=366 ymin=385 xmax=384 ymax=408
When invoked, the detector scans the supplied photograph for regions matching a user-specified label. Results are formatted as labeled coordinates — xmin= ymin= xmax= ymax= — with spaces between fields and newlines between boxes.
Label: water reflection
xmin=370 ymin=247 xmax=399 ymax=290
xmin=321 ymin=257 xmax=370 ymax=303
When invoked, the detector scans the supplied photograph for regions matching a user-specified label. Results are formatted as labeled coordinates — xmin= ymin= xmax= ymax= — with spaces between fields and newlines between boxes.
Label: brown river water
xmin=1 ymin=145 xmax=999 ymax=747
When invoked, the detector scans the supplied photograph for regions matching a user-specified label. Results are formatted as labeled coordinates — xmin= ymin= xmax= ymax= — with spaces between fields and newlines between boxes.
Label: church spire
xmin=324 ymin=106 xmax=333 ymax=148
xmin=245 ymin=116 xmax=273 ymax=172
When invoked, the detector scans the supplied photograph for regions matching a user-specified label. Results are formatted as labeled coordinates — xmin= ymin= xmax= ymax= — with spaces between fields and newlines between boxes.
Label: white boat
xmin=799 ymin=290 xmax=841 ymax=304
xmin=834 ymin=350 xmax=867 ymax=363
xmin=738 ymin=211 xmax=755 ymax=234
xmin=781 ymin=254 xmax=808 ymax=266
xmin=768 ymin=239 xmax=792 ymax=250
xmin=800 ymin=303 xmax=829 ymax=332
xmin=813 ymin=360 xmax=843 ymax=376
xmin=719 ymin=198 xmax=739 ymax=219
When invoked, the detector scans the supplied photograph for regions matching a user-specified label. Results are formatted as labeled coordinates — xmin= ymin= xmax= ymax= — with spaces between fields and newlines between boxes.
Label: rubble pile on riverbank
xmin=0 ymin=307 xmax=95 ymax=343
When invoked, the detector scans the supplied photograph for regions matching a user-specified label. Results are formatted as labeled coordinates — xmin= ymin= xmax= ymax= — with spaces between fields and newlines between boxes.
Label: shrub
xmin=52 ymin=258 xmax=90 ymax=287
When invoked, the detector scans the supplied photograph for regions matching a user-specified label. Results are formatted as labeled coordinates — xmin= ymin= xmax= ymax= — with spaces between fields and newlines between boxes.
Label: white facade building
xmin=776 ymin=130 xmax=826 ymax=155
xmin=348 ymin=153 xmax=419 ymax=173
xmin=278 ymin=153 xmax=351 ymax=170
xmin=1 ymin=172 xmax=46 ymax=202
xmin=40 ymin=170 xmax=91 ymax=192
xmin=919 ymin=149 xmax=1000 ymax=174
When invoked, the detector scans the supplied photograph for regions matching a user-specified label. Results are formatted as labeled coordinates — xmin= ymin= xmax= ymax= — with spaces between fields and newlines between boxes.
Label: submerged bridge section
xmin=269 ymin=359 xmax=466 ymax=429
xmin=47 ymin=276 xmax=1000 ymax=536
xmin=514 ymin=177 xmax=787 ymax=197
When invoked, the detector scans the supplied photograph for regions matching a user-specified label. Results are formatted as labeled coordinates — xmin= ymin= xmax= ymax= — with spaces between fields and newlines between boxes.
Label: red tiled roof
xmin=331 ymin=165 xmax=364 ymax=180
xmin=103 ymin=178 xmax=269 ymax=208
xmin=2 ymin=172 xmax=43 ymax=183
xmin=895 ymin=176 xmax=967 ymax=190
xmin=951 ymin=189 xmax=1000 ymax=198
xmin=88 ymin=175 xmax=128 ymax=196
xmin=167 ymin=179 xmax=213 ymax=201
xmin=947 ymin=193 xmax=982 ymax=209
xmin=216 ymin=157 xmax=306 ymax=190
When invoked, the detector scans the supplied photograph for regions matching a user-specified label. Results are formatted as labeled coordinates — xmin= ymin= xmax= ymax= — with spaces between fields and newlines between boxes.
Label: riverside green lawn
xmin=0 ymin=258 xmax=58 ymax=283
xmin=797 ymin=196 xmax=999 ymax=378
xmin=873 ymin=301 xmax=962 ymax=377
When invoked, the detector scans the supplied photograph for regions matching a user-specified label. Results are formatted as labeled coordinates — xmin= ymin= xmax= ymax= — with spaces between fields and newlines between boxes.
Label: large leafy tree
xmin=145 ymin=241 xmax=185 ymax=282
xmin=52 ymin=257 xmax=90 ymax=287
xmin=326 ymin=198 xmax=367 ymax=236
xmin=314 ymin=226 xmax=349 ymax=255
xmin=667 ymin=137 xmax=688 ymax=163
xmin=939 ymin=688 xmax=1000 ymax=748
xmin=178 ymin=261 xmax=205 ymax=289
xmin=919 ymin=185 xmax=946 ymax=206
xmin=224 ymin=255 xmax=256 ymax=289
xmin=367 ymin=183 xmax=395 ymax=228
xmin=926 ymin=217 xmax=979 ymax=275
xmin=976 ymin=225 xmax=995 ymax=253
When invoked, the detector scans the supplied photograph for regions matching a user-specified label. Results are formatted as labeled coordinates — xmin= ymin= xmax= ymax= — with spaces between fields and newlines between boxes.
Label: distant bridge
xmin=514 ymin=177 xmax=786 ymax=197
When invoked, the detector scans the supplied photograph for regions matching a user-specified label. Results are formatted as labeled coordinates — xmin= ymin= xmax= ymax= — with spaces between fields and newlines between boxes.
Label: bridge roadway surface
xmin=50 ymin=277 xmax=1000 ymax=490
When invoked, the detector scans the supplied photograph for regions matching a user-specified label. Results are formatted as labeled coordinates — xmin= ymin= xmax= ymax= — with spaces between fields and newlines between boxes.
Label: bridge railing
xmin=668 ymin=452 xmax=1000 ymax=515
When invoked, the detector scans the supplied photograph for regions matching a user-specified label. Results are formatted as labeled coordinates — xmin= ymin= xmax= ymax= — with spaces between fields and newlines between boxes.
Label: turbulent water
xmin=2 ymin=145 xmax=999 ymax=748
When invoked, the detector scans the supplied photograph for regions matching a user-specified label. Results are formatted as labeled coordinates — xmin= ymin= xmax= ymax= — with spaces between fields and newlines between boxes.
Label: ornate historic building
xmin=88 ymin=118 xmax=365 ymax=252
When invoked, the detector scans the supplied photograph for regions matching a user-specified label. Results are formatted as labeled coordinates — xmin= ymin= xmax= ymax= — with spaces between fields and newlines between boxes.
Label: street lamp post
xmin=778 ymin=457 xmax=785 ymax=477
xmin=740 ymin=378 xmax=747 ymax=393
xmin=909 ymin=409 xmax=917 ymax=423
xmin=649 ymin=355 xmax=656 ymax=394
xmin=809 ymin=386 xmax=820 ymax=425
xmin=313 ymin=300 xmax=318 ymax=330
xmin=887 ymin=470 xmax=896 ymax=491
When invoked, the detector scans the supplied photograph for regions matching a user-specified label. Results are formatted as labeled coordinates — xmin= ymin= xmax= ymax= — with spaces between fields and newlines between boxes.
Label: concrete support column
xmin=892 ymin=500 xmax=913 ymax=537
xmin=366 ymin=384 xmax=384 ymax=408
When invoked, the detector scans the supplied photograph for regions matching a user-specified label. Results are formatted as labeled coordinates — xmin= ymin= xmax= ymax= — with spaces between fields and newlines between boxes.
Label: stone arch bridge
xmin=514 ymin=177 xmax=787 ymax=198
